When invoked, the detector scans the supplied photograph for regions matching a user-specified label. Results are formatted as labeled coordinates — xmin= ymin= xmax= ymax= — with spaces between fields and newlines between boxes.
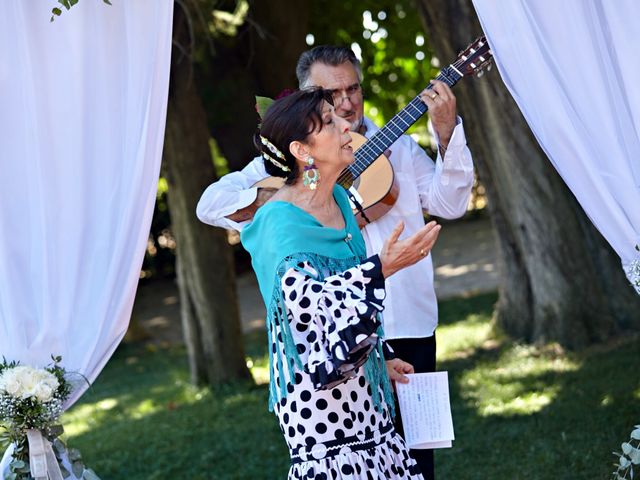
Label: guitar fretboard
xmin=337 ymin=65 xmax=463 ymax=187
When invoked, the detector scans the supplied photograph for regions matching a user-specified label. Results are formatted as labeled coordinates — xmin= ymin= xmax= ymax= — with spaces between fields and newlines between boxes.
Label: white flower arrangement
xmin=0 ymin=356 xmax=99 ymax=480
xmin=0 ymin=366 xmax=60 ymax=403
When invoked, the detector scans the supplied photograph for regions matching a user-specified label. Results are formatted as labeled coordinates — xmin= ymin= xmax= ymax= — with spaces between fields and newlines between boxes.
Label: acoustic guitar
xmin=255 ymin=36 xmax=493 ymax=227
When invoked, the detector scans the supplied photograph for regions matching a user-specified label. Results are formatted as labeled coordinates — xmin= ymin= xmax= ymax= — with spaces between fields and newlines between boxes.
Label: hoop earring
xmin=303 ymin=156 xmax=320 ymax=190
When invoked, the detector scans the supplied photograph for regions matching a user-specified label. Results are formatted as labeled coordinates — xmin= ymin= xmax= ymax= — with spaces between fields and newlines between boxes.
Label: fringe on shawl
xmin=266 ymin=252 xmax=395 ymax=418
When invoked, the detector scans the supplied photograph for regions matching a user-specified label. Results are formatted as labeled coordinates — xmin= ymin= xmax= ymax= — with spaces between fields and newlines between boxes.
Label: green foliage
xmin=141 ymin=178 xmax=175 ymax=281
xmin=50 ymin=0 xmax=111 ymax=22
xmin=309 ymin=1 xmax=439 ymax=140
xmin=0 ymin=358 xmax=19 ymax=375
xmin=46 ymin=357 xmax=72 ymax=401
xmin=209 ymin=0 xmax=249 ymax=38
xmin=210 ymin=137 xmax=231 ymax=177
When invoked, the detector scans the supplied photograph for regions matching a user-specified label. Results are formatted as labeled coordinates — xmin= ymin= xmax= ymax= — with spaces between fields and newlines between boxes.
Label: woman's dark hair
xmin=257 ymin=87 xmax=333 ymax=184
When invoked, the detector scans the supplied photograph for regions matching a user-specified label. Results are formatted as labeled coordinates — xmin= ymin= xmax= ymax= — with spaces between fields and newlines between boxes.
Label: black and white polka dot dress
xmin=271 ymin=255 xmax=424 ymax=480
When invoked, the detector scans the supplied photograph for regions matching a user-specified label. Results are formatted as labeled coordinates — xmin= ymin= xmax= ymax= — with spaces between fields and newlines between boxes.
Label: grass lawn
xmin=62 ymin=292 xmax=640 ymax=479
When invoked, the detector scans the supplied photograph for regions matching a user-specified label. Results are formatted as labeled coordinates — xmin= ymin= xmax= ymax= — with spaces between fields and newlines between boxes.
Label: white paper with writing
xmin=396 ymin=372 xmax=455 ymax=449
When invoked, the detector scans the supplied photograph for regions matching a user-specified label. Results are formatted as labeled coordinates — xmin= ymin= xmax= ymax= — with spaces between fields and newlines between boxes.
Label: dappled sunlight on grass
xmin=63 ymin=398 xmax=119 ymax=436
xmin=63 ymin=392 xmax=199 ymax=436
xmin=61 ymin=346 xmax=215 ymax=441
xmin=437 ymin=313 xmax=494 ymax=361
xmin=61 ymin=344 xmax=289 ymax=478
xmin=129 ymin=399 xmax=158 ymax=419
xmin=434 ymin=295 xmax=640 ymax=478
xmin=436 ymin=293 xmax=583 ymax=419
xmin=480 ymin=389 xmax=556 ymax=416
xmin=457 ymin=344 xmax=579 ymax=417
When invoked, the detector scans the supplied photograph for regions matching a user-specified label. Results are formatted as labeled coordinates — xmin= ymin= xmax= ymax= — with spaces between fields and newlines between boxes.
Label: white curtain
xmin=0 ymin=0 xmax=173 ymax=405
xmin=472 ymin=0 xmax=640 ymax=293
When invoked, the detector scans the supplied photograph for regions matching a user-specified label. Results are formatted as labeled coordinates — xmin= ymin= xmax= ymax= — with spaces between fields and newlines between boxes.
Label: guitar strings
xmin=337 ymin=47 xmax=489 ymax=186
xmin=337 ymin=82 xmax=445 ymax=184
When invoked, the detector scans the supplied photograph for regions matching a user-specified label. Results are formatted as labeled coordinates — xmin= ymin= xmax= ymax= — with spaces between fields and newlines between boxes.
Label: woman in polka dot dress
xmin=241 ymin=88 xmax=441 ymax=479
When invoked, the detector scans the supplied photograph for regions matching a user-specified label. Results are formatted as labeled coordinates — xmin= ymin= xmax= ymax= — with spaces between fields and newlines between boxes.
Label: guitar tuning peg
xmin=487 ymin=64 xmax=492 ymax=71
xmin=476 ymin=70 xmax=484 ymax=78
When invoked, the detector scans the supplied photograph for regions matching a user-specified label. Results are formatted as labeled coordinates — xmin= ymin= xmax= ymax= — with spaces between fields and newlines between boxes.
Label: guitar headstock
xmin=455 ymin=36 xmax=493 ymax=78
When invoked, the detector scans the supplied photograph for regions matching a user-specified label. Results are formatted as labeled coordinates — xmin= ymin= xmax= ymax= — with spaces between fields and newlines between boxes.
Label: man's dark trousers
xmin=387 ymin=334 xmax=437 ymax=479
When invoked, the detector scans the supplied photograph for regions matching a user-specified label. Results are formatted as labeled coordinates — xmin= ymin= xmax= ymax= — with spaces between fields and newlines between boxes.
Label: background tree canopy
xmin=309 ymin=0 xmax=440 ymax=142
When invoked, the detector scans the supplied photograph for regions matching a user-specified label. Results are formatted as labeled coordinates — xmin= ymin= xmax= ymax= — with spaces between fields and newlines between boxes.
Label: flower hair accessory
xmin=260 ymin=135 xmax=291 ymax=173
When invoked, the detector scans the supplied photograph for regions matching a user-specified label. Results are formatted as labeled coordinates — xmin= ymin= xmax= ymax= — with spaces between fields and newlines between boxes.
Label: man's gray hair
xmin=296 ymin=45 xmax=363 ymax=88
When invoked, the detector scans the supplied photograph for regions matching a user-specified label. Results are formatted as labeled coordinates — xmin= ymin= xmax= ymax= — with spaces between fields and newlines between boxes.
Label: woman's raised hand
xmin=379 ymin=221 xmax=441 ymax=278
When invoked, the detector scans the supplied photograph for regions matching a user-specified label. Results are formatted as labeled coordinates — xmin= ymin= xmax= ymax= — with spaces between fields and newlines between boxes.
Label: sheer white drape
xmin=0 ymin=0 xmax=173 ymax=403
xmin=472 ymin=0 xmax=640 ymax=293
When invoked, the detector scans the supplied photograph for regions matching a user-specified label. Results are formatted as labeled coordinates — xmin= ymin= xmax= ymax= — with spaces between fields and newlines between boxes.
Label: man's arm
xmin=412 ymin=118 xmax=475 ymax=219
xmin=413 ymin=80 xmax=474 ymax=219
xmin=224 ymin=187 xmax=278 ymax=223
xmin=196 ymin=156 xmax=273 ymax=231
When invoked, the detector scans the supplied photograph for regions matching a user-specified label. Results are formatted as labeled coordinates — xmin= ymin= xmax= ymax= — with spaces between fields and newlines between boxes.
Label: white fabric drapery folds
xmin=0 ymin=0 xmax=173 ymax=403
xmin=472 ymin=0 xmax=640 ymax=293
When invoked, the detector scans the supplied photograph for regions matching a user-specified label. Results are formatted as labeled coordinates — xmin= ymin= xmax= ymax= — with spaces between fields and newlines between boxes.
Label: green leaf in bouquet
xmin=18 ymin=466 xmax=31 ymax=475
xmin=67 ymin=448 xmax=82 ymax=462
xmin=12 ymin=461 xmax=31 ymax=475
xmin=82 ymin=469 xmax=101 ymax=480
xmin=71 ymin=460 xmax=84 ymax=478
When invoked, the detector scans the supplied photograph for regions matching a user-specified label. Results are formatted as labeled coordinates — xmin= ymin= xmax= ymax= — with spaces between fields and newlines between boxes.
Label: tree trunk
xmin=415 ymin=0 xmax=640 ymax=348
xmin=164 ymin=5 xmax=251 ymax=384
xmin=199 ymin=0 xmax=311 ymax=171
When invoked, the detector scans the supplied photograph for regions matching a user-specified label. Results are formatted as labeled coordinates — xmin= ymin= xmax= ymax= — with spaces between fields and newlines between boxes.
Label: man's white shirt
xmin=197 ymin=116 xmax=474 ymax=339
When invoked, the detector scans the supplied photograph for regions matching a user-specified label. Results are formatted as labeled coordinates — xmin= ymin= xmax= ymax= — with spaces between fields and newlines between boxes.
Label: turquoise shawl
xmin=241 ymin=185 xmax=394 ymax=414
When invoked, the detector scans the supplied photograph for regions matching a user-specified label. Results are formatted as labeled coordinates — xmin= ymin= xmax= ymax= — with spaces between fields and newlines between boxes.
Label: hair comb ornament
xmin=260 ymin=135 xmax=291 ymax=172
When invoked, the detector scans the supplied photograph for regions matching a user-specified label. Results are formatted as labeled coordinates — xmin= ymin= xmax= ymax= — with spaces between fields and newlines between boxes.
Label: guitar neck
xmin=342 ymin=65 xmax=464 ymax=182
